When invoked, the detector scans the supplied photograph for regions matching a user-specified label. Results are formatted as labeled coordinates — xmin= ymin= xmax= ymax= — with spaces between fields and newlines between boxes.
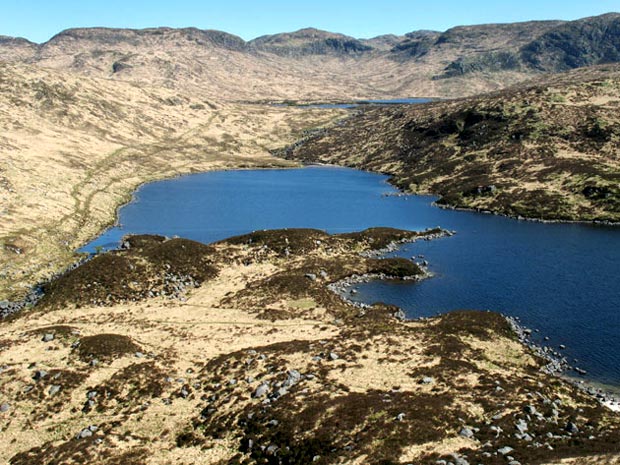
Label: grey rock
xmin=0 ymin=403 xmax=9 ymax=412
xmin=48 ymin=385 xmax=61 ymax=396
xmin=32 ymin=370 xmax=47 ymax=381
xmin=420 ymin=376 xmax=434 ymax=385
xmin=77 ymin=428 xmax=93 ymax=439
xmin=565 ymin=422 xmax=579 ymax=434
xmin=396 ymin=413 xmax=405 ymax=421
xmin=459 ymin=427 xmax=474 ymax=438
xmin=82 ymin=399 xmax=95 ymax=412
xmin=42 ymin=333 xmax=55 ymax=342
xmin=253 ymin=383 xmax=270 ymax=398
xmin=498 ymin=446 xmax=514 ymax=455
xmin=305 ymin=273 xmax=317 ymax=281
xmin=515 ymin=419 xmax=528 ymax=434
xmin=285 ymin=369 xmax=302 ymax=387
xmin=524 ymin=405 xmax=537 ymax=415
xmin=329 ymin=352 xmax=339 ymax=361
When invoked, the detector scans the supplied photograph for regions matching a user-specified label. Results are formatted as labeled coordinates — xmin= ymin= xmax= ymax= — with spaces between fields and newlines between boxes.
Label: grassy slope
xmin=284 ymin=64 xmax=620 ymax=222
xmin=0 ymin=63 xmax=345 ymax=300
xmin=1 ymin=230 xmax=619 ymax=464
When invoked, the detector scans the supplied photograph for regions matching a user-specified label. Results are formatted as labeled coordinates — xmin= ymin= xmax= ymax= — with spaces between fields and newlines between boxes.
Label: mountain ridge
xmin=0 ymin=13 xmax=617 ymax=101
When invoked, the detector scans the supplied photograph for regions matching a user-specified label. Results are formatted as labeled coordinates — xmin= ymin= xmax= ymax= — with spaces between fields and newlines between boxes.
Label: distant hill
xmin=249 ymin=28 xmax=372 ymax=56
xmin=0 ymin=13 xmax=619 ymax=100
xmin=521 ymin=13 xmax=620 ymax=71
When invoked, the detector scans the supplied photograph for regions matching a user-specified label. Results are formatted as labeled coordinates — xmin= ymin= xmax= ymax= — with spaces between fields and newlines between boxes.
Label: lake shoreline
xmin=4 ymin=228 xmax=620 ymax=463
xmin=305 ymin=162 xmax=620 ymax=227
xmin=8 ymin=165 xmax=617 ymax=406
xmin=319 ymin=226 xmax=620 ymax=412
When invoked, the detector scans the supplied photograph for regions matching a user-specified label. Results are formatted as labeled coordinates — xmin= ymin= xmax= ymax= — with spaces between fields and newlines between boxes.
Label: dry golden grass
xmin=1 ymin=231 xmax=618 ymax=464
xmin=0 ymin=62 xmax=346 ymax=300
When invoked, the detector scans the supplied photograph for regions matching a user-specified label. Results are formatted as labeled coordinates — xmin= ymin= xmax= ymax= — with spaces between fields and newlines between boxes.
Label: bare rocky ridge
xmin=0 ymin=13 xmax=619 ymax=100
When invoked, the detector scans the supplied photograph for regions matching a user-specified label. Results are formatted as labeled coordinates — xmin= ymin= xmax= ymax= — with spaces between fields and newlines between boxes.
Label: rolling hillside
xmin=283 ymin=64 xmax=620 ymax=222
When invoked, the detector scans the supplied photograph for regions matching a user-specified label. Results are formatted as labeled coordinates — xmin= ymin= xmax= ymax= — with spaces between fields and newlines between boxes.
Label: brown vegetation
xmin=0 ymin=228 xmax=618 ymax=464
xmin=285 ymin=65 xmax=620 ymax=222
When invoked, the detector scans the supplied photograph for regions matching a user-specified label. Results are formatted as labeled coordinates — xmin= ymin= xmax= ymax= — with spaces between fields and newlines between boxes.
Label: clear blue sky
xmin=2 ymin=0 xmax=619 ymax=43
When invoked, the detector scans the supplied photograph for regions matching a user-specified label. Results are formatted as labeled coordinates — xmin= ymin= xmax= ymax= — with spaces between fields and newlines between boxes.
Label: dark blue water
xmin=83 ymin=167 xmax=620 ymax=386
xmin=274 ymin=98 xmax=433 ymax=109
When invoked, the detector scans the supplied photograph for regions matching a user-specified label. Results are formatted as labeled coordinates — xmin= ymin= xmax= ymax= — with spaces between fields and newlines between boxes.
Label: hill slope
xmin=2 ymin=230 xmax=620 ymax=464
xmin=283 ymin=64 xmax=620 ymax=222
xmin=0 ymin=63 xmax=344 ymax=300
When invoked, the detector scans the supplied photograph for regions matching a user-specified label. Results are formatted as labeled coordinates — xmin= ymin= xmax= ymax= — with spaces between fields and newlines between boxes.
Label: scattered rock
xmin=76 ymin=425 xmax=98 ymax=439
xmin=515 ymin=419 xmax=528 ymax=434
xmin=420 ymin=376 xmax=434 ymax=385
xmin=32 ymin=370 xmax=48 ymax=381
xmin=253 ymin=383 xmax=269 ymax=398
xmin=48 ymin=385 xmax=61 ymax=396
xmin=285 ymin=369 xmax=302 ymax=387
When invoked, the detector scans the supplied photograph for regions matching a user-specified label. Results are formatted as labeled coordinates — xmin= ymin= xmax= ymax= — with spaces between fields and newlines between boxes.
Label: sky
xmin=2 ymin=0 xmax=619 ymax=44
